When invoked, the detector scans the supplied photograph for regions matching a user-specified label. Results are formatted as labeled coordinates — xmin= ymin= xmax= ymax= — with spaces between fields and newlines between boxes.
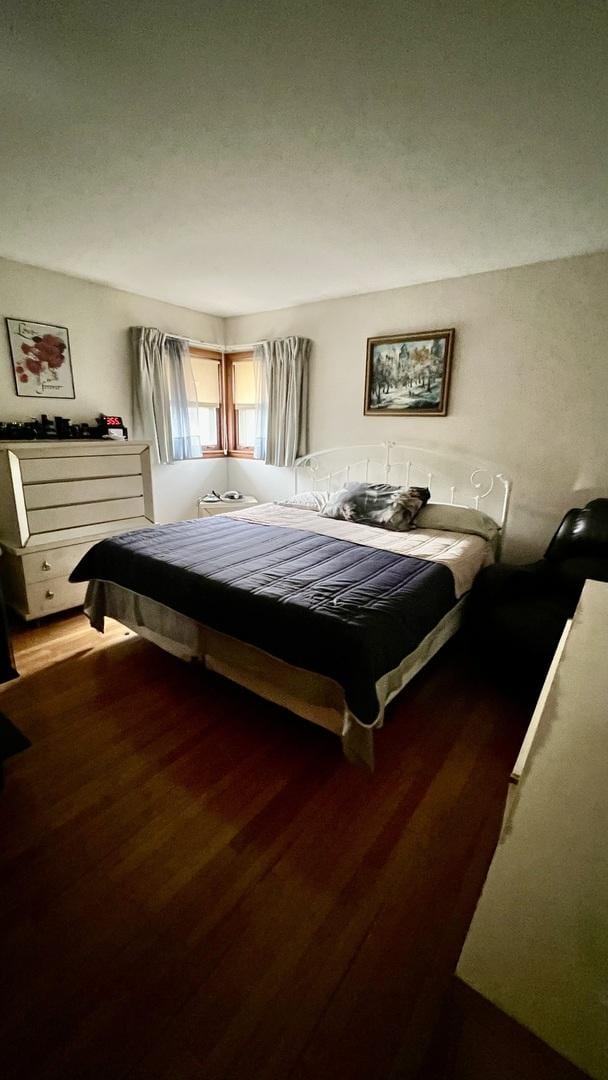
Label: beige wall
xmin=0 ymin=257 xmax=227 ymax=522
xmin=2 ymin=252 xmax=606 ymax=553
xmin=226 ymin=252 xmax=608 ymax=559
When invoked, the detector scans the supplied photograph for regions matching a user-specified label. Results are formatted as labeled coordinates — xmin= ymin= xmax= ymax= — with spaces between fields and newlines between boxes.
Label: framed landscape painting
xmin=364 ymin=328 xmax=455 ymax=416
xmin=6 ymin=317 xmax=75 ymax=399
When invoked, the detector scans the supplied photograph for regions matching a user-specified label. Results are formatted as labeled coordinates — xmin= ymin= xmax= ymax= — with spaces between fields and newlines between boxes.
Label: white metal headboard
xmin=295 ymin=442 xmax=512 ymax=547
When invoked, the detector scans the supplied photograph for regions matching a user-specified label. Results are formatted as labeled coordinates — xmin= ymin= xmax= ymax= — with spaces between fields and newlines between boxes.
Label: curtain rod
xmin=168 ymin=333 xmax=264 ymax=352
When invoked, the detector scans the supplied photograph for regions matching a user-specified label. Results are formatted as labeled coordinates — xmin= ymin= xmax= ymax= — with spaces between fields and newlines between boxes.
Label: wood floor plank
xmin=0 ymin=612 xmax=528 ymax=1080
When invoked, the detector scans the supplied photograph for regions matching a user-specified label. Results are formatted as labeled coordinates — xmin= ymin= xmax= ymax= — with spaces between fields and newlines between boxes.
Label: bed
xmin=70 ymin=443 xmax=511 ymax=767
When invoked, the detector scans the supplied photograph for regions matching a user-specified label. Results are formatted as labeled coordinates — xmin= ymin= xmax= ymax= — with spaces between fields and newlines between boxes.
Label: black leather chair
xmin=467 ymin=498 xmax=608 ymax=693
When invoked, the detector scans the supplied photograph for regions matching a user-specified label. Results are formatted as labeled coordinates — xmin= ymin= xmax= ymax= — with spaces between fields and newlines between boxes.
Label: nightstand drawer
xmin=25 ymin=576 xmax=88 ymax=617
xmin=21 ymin=542 xmax=95 ymax=584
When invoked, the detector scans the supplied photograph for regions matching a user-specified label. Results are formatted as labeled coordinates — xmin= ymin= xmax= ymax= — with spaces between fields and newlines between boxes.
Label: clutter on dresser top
xmin=0 ymin=413 xmax=128 ymax=441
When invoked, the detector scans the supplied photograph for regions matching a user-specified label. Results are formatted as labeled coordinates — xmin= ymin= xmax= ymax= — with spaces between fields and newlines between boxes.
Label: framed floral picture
xmin=6 ymin=317 xmax=75 ymax=399
xmin=364 ymin=328 xmax=455 ymax=416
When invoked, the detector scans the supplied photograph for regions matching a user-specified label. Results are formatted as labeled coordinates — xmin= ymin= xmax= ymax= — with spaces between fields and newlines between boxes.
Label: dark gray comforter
xmin=70 ymin=515 xmax=456 ymax=726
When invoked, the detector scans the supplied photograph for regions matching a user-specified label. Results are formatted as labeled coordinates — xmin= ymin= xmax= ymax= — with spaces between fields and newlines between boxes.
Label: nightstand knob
xmin=41 ymin=560 xmax=52 ymax=571
xmin=45 ymin=589 xmax=55 ymax=599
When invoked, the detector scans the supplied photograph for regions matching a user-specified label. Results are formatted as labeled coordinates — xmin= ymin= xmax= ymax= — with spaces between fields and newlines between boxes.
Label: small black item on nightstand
xmin=467 ymin=498 xmax=608 ymax=694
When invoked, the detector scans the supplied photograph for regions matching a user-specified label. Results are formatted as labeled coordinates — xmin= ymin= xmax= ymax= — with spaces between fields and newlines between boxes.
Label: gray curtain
xmin=252 ymin=346 xmax=268 ymax=461
xmin=131 ymin=327 xmax=200 ymax=463
xmin=165 ymin=336 xmax=201 ymax=460
xmin=254 ymin=336 xmax=311 ymax=467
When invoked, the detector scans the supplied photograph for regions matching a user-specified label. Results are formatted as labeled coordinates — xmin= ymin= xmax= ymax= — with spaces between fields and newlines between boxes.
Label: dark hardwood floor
xmin=0 ymin=613 xmax=529 ymax=1080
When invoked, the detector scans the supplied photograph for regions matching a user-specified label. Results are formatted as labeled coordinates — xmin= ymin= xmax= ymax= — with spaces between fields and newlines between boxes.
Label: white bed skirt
xmin=84 ymin=580 xmax=465 ymax=769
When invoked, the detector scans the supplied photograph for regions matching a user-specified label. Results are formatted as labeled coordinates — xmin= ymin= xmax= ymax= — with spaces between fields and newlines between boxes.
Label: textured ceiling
xmin=1 ymin=0 xmax=607 ymax=316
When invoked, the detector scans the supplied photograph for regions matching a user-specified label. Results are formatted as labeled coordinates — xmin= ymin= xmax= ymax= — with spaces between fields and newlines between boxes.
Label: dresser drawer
xmin=25 ymin=576 xmax=88 ymax=618
xmin=24 ymin=474 xmax=143 ymax=510
xmin=20 ymin=454 xmax=142 ymax=484
xmin=27 ymin=496 xmax=145 ymax=535
xmin=21 ymin=541 xmax=95 ymax=584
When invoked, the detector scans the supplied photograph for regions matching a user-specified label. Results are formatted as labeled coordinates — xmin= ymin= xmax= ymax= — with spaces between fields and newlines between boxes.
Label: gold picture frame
xmin=364 ymin=328 xmax=455 ymax=417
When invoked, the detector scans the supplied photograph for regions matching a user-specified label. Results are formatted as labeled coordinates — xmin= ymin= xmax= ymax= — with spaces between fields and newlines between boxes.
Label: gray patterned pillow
xmin=321 ymin=482 xmax=430 ymax=532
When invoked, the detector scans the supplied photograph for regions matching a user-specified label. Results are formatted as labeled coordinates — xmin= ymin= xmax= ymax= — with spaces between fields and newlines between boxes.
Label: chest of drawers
xmin=0 ymin=441 xmax=154 ymax=620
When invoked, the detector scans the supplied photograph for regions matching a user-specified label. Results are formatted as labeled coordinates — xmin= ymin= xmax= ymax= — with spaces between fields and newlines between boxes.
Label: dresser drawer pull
xmin=45 ymin=589 xmax=55 ymax=599
xmin=41 ymin=560 xmax=52 ymax=572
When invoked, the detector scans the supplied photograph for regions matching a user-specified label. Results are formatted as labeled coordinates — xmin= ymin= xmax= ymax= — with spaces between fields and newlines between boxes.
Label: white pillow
xmin=415 ymin=502 xmax=499 ymax=542
xmin=277 ymin=490 xmax=330 ymax=512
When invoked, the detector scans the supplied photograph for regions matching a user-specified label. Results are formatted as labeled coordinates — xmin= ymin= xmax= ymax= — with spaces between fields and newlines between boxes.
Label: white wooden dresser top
xmin=458 ymin=579 xmax=608 ymax=1080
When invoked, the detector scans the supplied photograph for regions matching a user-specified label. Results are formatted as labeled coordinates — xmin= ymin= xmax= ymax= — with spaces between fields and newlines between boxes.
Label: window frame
xmin=224 ymin=350 xmax=255 ymax=459
xmin=188 ymin=346 xmax=225 ymax=458
xmin=188 ymin=346 xmax=255 ymax=459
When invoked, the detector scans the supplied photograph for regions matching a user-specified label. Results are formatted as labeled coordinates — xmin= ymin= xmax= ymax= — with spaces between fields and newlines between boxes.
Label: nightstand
xmin=197 ymin=495 xmax=258 ymax=518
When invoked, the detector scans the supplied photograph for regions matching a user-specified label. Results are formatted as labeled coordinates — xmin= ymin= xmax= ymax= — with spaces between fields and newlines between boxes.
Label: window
xmin=187 ymin=347 xmax=255 ymax=458
xmin=226 ymin=352 xmax=255 ymax=457
xmin=188 ymin=347 xmax=223 ymax=455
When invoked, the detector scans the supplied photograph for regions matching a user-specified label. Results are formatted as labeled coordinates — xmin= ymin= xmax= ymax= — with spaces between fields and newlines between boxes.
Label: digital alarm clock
xmin=99 ymin=414 xmax=128 ymax=439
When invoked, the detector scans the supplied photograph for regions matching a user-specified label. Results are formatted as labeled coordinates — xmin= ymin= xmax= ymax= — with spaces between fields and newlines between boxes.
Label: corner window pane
xmin=191 ymin=356 xmax=221 ymax=406
xmin=188 ymin=404 xmax=218 ymax=448
xmin=236 ymin=405 xmax=256 ymax=449
xmin=233 ymin=359 xmax=255 ymax=406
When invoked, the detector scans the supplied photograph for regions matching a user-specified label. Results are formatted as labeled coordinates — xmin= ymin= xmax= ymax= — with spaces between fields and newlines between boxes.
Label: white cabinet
xmin=457 ymin=580 xmax=608 ymax=1080
xmin=0 ymin=441 xmax=154 ymax=619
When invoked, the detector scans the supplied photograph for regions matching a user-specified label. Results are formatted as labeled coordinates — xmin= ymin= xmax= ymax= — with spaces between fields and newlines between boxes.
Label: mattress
xmin=229 ymin=502 xmax=492 ymax=599
xmin=83 ymin=579 xmax=466 ymax=768
xmin=71 ymin=505 xmax=491 ymax=731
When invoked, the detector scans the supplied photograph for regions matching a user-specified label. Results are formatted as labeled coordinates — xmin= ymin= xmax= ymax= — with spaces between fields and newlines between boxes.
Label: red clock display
xmin=102 ymin=415 xmax=123 ymax=427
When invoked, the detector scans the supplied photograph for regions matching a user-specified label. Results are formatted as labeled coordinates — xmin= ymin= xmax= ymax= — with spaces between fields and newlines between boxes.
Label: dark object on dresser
xmin=0 ymin=412 xmax=127 ymax=441
xmin=467 ymin=498 xmax=608 ymax=693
